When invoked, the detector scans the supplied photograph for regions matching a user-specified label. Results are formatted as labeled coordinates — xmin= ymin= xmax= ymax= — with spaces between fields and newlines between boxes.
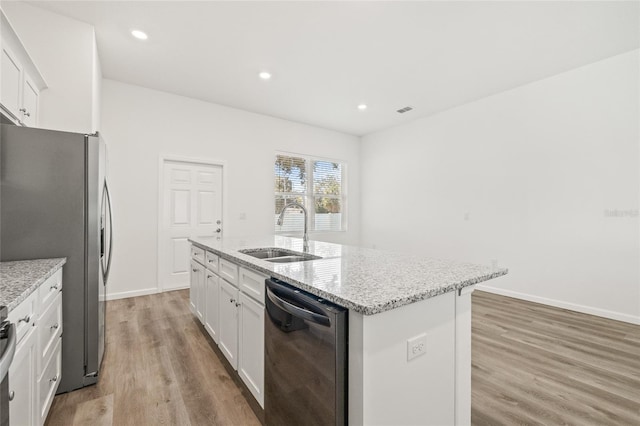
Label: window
xmin=274 ymin=153 xmax=346 ymax=233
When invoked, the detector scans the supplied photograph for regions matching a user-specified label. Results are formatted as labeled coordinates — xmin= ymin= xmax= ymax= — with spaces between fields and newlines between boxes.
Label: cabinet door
xmin=218 ymin=279 xmax=239 ymax=370
xmin=21 ymin=76 xmax=38 ymax=127
xmin=1 ymin=45 xmax=22 ymax=120
xmin=204 ymin=272 xmax=220 ymax=343
xmin=238 ymin=293 xmax=265 ymax=408
xmin=189 ymin=260 xmax=203 ymax=317
xmin=195 ymin=267 xmax=205 ymax=323
xmin=9 ymin=326 xmax=37 ymax=426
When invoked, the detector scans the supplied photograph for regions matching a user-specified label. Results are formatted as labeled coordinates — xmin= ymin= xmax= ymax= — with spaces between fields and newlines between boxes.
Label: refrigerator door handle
xmin=103 ymin=179 xmax=113 ymax=284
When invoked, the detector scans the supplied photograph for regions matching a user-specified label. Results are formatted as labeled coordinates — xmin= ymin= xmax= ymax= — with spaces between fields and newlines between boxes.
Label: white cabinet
xmin=0 ymin=11 xmax=46 ymax=126
xmin=7 ymin=268 xmax=63 ymax=426
xmin=1 ymin=44 xmax=22 ymax=119
xmin=204 ymin=272 xmax=220 ymax=343
xmin=190 ymin=260 xmax=205 ymax=321
xmin=21 ymin=75 xmax=39 ymax=127
xmin=37 ymin=339 xmax=61 ymax=425
xmin=189 ymin=244 xmax=266 ymax=408
xmin=8 ymin=293 xmax=38 ymax=426
xmin=36 ymin=270 xmax=62 ymax=426
xmin=219 ymin=258 xmax=238 ymax=285
xmin=218 ymin=279 xmax=239 ymax=370
xmin=238 ymin=292 xmax=265 ymax=407
xmin=239 ymin=267 xmax=265 ymax=304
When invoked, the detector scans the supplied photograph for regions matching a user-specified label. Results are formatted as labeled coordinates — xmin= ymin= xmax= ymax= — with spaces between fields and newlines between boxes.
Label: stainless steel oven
xmin=0 ymin=306 xmax=16 ymax=426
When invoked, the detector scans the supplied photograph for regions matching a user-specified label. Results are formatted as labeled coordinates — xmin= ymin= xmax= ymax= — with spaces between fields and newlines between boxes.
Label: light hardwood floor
xmin=45 ymin=290 xmax=639 ymax=425
xmin=472 ymin=291 xmax=640 ymax=425
xmin=45 ymin=290 xmax=260 ymax=426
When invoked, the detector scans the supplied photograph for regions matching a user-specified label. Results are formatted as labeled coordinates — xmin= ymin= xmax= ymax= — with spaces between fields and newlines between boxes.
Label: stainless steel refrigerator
xmin=0 ymin=123 xmax=113 ymax=393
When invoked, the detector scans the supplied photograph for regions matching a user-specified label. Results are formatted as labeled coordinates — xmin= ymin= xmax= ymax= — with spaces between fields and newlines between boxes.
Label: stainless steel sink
xmin=266 ymin=255 xmax=317 ymax=263
xmin=239 ymin=248 xmax=322 ymax=263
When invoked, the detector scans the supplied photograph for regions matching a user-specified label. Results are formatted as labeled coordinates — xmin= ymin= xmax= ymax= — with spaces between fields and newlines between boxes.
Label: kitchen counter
xmin=190 ymin=235 xmax=507 ymax=315
xmin=0 ymin=258 xmax=66 ymax=312
xmin=190 ymin=236 xmax=508 ymax=424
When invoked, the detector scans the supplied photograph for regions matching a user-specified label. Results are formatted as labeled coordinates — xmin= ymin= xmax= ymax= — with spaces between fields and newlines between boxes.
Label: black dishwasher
xmin=264 ymin=278 xmax=347 ymax=426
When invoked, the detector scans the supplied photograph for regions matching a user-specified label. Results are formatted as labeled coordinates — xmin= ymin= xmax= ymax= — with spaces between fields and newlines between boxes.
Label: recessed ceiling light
xmin=259 ymin=71 xmax=272 ymax=80
xmin=131 ymin=30 xmax=148 ymax=40
xmin=357 ymin=104 xmax=368 ymax=111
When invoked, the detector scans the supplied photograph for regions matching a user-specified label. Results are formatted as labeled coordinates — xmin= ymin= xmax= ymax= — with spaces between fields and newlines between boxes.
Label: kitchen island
xmin=190 ymin=236 xmax=507 ymax=425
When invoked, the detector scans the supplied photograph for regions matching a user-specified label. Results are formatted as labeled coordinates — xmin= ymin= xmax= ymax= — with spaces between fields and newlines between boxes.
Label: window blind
xmin=274 ymin=154 xmax=346 ymax=233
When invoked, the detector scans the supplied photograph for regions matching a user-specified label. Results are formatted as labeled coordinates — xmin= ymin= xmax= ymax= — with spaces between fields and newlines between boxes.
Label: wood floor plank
xmin=72 ymin=394 xmax=113 ymax=426
xmin=472 ymin=290 xmax=640 ymax=426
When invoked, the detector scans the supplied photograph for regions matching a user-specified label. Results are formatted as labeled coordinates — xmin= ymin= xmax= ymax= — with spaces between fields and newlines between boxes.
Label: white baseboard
xmin=106 ymin=287 xmax=158 ymax=300
xmin=106 ymin=285 xmax=190 ymax=300
xmin=161 ymin=284 xmax=190 ymax=292
xmin=476 ymin=284 xmax=640 ymax=325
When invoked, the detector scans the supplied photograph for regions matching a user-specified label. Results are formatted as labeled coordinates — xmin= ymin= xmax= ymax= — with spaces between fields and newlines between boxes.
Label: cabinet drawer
xmin=38 ymin=292 xmax=62 ymax=377
xmin=38 ymin=268 xmax=62 ymax=312
xmin=38 ymin=337 xmax=61 ymax=425
xmin=219 ymin=258 xmax=238 ymax=286
xmin=205 ymin=251 xmax=219 ymax=273
xmin=191 ymin=245 xmax=205 ymax=264
xmin=8 ymin=291 xmax=37 ymax=345
xmin=239 ymin=267 xmax=267 ymax=305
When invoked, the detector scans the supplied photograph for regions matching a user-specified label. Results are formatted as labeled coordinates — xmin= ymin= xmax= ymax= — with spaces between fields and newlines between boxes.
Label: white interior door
xmin=160 ymin=160 xmax=222 ymax=291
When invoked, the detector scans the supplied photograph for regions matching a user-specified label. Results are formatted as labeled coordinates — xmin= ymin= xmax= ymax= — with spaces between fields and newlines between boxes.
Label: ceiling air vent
xmin=396 ymin=106 xmax=414 ymax=114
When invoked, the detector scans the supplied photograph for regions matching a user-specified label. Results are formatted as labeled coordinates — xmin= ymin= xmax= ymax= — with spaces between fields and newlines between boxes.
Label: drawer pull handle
xmin=229 ymin=298 xmax=235 ymax=303
xmin=207 ymin=275 xmax=212 ymax=278
xmin=192 ymin=268 xmax=197 ymax=272
xmin=235 ymin=302 xmax=241 ymax=307
xmin=9 ymin=391 xmax=15 ymax=401
xmin=51 ymin=323 xmax=59 ymax=330
xmin=50 ymin=375 xmax=58 ymax=383
xmin=50 ymin=284 xmax=59 ymax=291
xmin=18 ymin=315 xmax=31 ymax=324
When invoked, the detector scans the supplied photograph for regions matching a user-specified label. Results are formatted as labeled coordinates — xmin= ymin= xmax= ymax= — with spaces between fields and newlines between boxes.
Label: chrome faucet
xmin=277 ymin=201 xmax=309 ymax=252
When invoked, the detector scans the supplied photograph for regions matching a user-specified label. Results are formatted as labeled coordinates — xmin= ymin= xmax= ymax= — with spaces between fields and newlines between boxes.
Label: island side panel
xmin=349 ymin=292 xmax=456 ymax=426
xmin=455 ymin=285 xmax=475 ymax=426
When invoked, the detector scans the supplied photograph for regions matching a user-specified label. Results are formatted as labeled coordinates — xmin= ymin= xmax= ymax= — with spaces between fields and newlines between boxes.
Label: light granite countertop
xmin=189 ymin=236 xmax=508 ymax=315
xmin=0 ymin=258 xmax=67 ymax=312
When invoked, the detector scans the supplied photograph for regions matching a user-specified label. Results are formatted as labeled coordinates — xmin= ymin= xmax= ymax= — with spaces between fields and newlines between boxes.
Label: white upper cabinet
xmin=0 ymin=9 xmax=46 ymax=126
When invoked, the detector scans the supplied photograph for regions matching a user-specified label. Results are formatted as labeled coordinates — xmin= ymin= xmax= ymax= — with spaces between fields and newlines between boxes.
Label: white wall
xmin=101 ymin=79 xmax=360 ymax=299
xmin=360 ymin=50 xmax=640 ymax=324
xmin=91 ymin=31 xmax=101 ymax=132
xmin=1 ymin=1 xmax=95 ymax=133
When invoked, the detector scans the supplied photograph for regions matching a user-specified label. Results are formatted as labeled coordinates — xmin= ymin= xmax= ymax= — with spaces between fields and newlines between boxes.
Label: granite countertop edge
xmin=1 ymin=258 xmax=67 ymax=312
xmin=190 ymin=238 xmax=508 ymax=315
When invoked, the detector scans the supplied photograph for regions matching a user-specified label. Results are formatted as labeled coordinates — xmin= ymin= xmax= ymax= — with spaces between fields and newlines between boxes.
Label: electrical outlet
xmin=407 ymin=333 xmax=427 ymax=361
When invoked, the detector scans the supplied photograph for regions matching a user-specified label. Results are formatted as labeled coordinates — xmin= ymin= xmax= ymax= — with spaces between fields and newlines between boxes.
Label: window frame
xmin=274 ymin=151 xmax=348 ymax=234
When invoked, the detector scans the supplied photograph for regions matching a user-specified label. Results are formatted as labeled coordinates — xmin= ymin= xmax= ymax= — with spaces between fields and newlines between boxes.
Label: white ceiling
xmin=27 ymin=1 xmax=640 ymax=136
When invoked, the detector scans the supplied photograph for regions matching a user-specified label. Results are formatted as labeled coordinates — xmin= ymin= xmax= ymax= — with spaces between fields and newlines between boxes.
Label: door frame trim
xmin=157 ymin=154 xmax=227 ymax=293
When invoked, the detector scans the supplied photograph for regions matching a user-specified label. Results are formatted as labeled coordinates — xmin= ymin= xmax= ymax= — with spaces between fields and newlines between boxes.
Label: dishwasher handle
xmin=266 ymin=286 xmax=331 ymax=327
